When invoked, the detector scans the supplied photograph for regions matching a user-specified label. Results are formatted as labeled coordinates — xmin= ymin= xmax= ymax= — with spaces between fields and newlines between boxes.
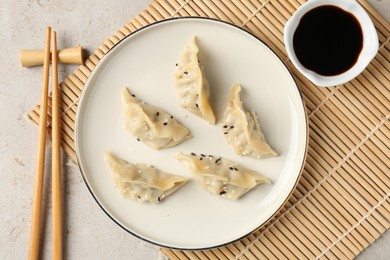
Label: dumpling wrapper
xmin=105 ymin=152 xmax=188 ymax=203
xmin=122 ymin=88 xmax=191 ymax=149
xmin=176 ymin=153 xmax=270 ymax=200
xmin=173 ymin=36 xmax=216 ymax=124
xmin=222 ymin=84 xmax=278 ymax=158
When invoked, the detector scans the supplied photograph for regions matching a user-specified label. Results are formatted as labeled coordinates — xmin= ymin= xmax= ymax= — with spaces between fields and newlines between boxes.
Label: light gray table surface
xmin=1 ymin=0 xmax=388 ymax=259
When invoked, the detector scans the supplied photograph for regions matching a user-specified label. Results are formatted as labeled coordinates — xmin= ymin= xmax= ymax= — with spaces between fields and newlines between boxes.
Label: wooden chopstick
xmin=28 ymin=26 xmax=51 ymax=260
xmin=51 ymin=30 xmax=62 ymax=260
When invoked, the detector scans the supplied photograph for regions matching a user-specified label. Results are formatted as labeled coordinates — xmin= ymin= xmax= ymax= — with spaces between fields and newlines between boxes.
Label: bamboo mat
xmin=28 ymin=0 xmax=390 ymax=259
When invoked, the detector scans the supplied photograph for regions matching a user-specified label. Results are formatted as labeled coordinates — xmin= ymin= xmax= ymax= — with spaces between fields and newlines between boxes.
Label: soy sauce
xmin=293 ymin=5 xmax=363 ymax=76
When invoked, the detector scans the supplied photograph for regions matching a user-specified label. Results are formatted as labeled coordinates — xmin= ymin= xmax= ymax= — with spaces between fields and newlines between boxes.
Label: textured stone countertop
xmin=0 ymin=0 xmax=388 ymax=259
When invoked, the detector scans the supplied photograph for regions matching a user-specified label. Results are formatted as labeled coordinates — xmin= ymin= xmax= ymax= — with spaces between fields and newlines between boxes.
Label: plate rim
xmin=75 ymin=16 xmax=309 ymax=250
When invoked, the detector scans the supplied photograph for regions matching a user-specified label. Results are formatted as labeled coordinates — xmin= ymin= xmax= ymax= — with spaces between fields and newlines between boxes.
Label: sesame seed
xmin=184 ymin=71 xmax=188 ymax=75
xmin=170 ymin=115 xmax=173 ymax=119
xmin=234 ymin=168 xmax=238 ymax=171
xmin=191 ymin=152 xmax=196 ymax=156
xmin=201 ymin=154 xmax=205 ymax=157
xmin=215 ymin=158 xmax=221 ymax=164
xmin=156 ymin=112 xmax=159 ymax=116
xmin=223 ymin=125 xmax=228 ymax=128
xmin=175 ymin=63 xmax=178 ymax=66
xmin=131 ymin=94 xmax=136 ymax=97
xmin=195 ymin=103 xmax=199 ymax=108
xmin=219 ymin=190 xmax=226 ymax=195
xmin=229 ymin=167 xmax=233 ymax=170
xmin=200 ymin=157 xmax=203 ymax=161
xmin=224 ymin=132 xmax=228 ymax=135
xmin=230 ymin=126 xmax=234 ymax=129
xmin=163 ymin=122 xmax=168 ymax=126
xmin=136 ymin=138 xmax=140 ymax=141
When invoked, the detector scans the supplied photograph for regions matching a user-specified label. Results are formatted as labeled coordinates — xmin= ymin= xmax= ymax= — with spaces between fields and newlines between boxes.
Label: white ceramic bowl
xmin=284 ymin=0 xmax=378 ymax=87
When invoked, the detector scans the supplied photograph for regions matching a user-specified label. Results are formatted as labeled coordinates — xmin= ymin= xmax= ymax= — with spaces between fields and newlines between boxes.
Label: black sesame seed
xmin=201 ymin=154 xmax=206 ymax=157
xmin=195 ymin=103 xmax=199 ymax=108
xmin=157 ymin=197 xmax=161 ymax=202
xmin=200 ymin=157 xmax=203 ymax=161
xmin=230 ymin=126 xmax=234 ymax=129
xmin=175 ymin=63 xmax=178 ymax=66
xmin=131 ymin=94 xmax=136 ymax=97
xmin=136 ymin=138 xmax=140 ymax=141
xmin=191 ymin=152 xmax=196 ymax=156
xmin=208 ymin=155 xmax=213 ymax=158
xmin=156 ymin=111 xmax=160 ymax=116
xmin=234 ymin=168 xmax=238 ymax=171
xmin=229 ymin=167 xmax=234 ymax=170
xmin=223 ymin=125 xmax=228 ymax=128
xmin=184 ymin=71 xmax=188 ymax=75
xmin=163 ymin=122 xmax=168 ymax=126
xmin=224 ymin=132 xmax=228 ymax=135
xmin=219 ymin=190 xmax=227 ymax=195
xmin=170 ymin=115 xmax=173 ymax=119
xmin=215 ymin=158 xmax=221 ymax=164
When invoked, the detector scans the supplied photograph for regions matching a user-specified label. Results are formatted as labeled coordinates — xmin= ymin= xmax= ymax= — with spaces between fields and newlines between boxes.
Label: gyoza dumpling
xmin=176 ymin=153 xmax=270 ymax=200
xmin=173 ymin=36 xmax=216 ymax=124
xmin=122 ymin=88 xmax=191 ymax=149
xmin=105 ymin=152 xmax=188 ymax=203
xmin=222 ymin=84 xmax=277 ymax=158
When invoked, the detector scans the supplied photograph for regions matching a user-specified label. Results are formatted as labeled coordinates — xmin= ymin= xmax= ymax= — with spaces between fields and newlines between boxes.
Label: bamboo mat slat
xmin=28 ymin=0 xmax=390 ymax=258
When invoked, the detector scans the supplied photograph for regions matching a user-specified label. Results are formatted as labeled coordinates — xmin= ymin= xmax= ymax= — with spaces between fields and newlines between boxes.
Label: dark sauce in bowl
xmin=293 ymin=5 xmax=363 ymax=76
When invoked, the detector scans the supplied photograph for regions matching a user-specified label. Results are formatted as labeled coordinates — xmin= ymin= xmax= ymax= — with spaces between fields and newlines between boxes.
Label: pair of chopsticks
xmin=28 ymin=27 xmax=62 ymax=260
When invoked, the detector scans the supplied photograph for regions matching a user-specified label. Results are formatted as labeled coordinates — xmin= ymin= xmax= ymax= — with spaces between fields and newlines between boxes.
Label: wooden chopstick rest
xmin=20 ymin=47 xmax=84 ymax=67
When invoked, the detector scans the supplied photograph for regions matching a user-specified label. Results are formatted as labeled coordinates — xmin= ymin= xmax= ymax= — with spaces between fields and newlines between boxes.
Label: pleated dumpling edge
xmin=122 ymin=87 xmax=192 ymax=149
xmin=173 ymin=36 xmax=216 ymax=124
xmin=176 ymin=152 xmax=270 ymax=200
xmin=104 ymin=152 xmax=188 ymax=203
xmin=221 ymin=84 xmax=278 ymax=159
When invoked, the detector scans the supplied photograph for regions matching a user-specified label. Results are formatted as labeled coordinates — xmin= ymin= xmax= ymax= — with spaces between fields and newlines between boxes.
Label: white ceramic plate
xmin=75 ymin=17 xmax=308 ymax=250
